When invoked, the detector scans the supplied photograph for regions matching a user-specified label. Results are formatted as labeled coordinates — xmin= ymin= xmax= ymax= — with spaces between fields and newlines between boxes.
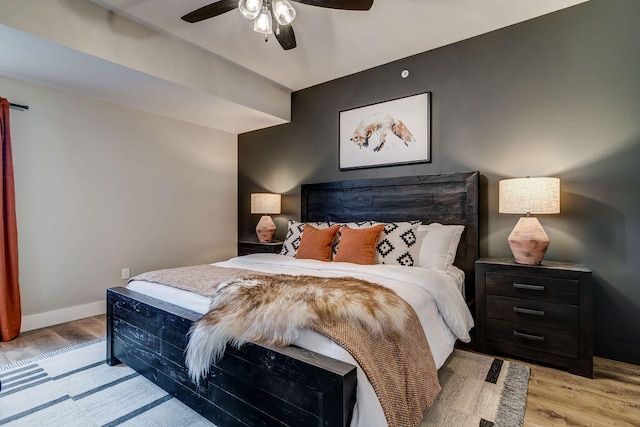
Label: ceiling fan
xmin=181 ymin=0 xmax=374 ymax=51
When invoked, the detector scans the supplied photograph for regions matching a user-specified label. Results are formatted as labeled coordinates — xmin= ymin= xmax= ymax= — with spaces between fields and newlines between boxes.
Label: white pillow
xmin=280 ymin=220 xmax=336 ymax=257
xmin=415 ymin=223 xmax=465 ymax=270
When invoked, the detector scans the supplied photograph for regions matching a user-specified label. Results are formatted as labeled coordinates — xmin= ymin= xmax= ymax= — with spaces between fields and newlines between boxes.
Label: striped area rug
xmin=0 ymin=340 xmax=528 ymax=427
xmin=0 ymin=339 xmax=211 ymax=426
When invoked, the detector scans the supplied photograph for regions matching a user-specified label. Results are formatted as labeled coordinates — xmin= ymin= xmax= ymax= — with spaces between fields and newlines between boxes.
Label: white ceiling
xmin=0 ymin=24 xmax=285 ymax=133
xmin=1 ymin=0 xmax=588 ymax=133
xmin=92 ymin=0 xmax=587 ymax=91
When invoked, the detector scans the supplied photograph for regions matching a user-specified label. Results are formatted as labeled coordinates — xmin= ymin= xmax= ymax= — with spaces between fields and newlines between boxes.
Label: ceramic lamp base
xmin=256 ymin=215 xmax=276 ymax=243
xmin=508 ymin=217 xmax=550 ymax=265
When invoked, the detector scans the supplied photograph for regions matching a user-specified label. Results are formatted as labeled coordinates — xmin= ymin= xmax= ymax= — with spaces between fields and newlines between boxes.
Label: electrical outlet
xmin=121 ymin=268 xmax=130 ymax=280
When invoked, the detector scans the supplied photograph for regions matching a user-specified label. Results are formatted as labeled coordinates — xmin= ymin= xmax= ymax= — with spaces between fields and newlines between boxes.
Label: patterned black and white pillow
xmin=280 ymin=220 xmax=336 ymax=257
xmin=374 ymin=220 xmax=422 ymax=266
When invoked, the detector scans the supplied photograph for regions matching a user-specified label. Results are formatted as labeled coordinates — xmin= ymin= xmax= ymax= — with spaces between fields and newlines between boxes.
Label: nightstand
xmin=475 ymin=258 xmax=593 ymax=377
xmin=237 ymin=240 xmax=283 ymax=256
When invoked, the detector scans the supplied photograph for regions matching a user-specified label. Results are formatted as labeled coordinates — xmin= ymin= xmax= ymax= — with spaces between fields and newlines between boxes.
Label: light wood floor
xmin=1 ymin=316 xmax=639 ymax=426
xmin=0 ymin=315 xmax=105 ymax=366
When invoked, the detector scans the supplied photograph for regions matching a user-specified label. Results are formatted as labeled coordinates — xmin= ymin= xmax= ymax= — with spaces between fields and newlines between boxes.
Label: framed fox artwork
xmin=339 ymin=92 xmax=431 ymax=170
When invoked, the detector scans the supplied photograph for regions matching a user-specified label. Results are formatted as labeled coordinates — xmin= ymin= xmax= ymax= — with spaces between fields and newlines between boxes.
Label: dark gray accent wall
xmin=239 ymin=0 xmax=640 ymax=364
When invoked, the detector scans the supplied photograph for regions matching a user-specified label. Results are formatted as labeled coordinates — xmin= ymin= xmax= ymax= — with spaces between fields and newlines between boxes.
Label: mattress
xmin=127 ymin=254 xmax=474 ymax=427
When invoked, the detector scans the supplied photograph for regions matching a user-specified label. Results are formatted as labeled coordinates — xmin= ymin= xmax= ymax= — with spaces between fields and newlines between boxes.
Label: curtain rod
xmin=9 ymin=102 xmax=29 ymax=111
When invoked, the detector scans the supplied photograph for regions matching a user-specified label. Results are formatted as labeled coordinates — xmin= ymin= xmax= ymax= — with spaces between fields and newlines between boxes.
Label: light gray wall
xmin=2 ymin=75 xmax=238 ymax=330
xmin=239 ymin=0 xmax=640 ymax=364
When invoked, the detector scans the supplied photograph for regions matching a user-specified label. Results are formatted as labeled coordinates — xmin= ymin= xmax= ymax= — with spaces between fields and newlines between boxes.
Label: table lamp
xmin=251 ymin=193 xmax=281 ymax=243
xmin=499 ymin=177 xmax=560 ymax=265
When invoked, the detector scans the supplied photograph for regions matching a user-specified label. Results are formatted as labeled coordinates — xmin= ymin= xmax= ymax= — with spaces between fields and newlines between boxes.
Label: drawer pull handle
xmin=513 ymin=330 xmax=546 ymax=342
xmin=513 ymin=307 xmax=546 ymax=316
xmin=513 ymin=283 xmax=545 ymax=291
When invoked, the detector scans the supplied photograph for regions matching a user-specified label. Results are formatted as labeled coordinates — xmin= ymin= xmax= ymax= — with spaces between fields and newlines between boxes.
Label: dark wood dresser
xmin=237 ymin=240 xmax=283 ymax=256
xmin=475 ymin=257 xmax=593 ymax=377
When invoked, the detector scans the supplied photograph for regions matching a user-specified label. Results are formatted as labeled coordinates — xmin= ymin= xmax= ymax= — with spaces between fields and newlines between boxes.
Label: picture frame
xmin=339 ymin=92 xmax=431 ymax=170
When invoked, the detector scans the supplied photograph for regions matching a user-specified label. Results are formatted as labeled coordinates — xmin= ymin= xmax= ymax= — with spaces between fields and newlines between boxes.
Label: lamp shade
xmin=499 ymin=177 xmax=560 ymax=265
xmin=239 ymin=0 xmax=263 ymax=19
xmin=253 ymin=5 xmax=273 ymax=35
xmin=499 ymin=177 xmax=560 ymax=215
xmin=251 ymin=193 xmax=281 ymax=215
xmin=273 ymin=0 xmax=296 ymax=25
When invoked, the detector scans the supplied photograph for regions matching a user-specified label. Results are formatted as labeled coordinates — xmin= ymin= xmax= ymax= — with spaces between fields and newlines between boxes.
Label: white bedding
xmin=127 ymin=254 xmax=474 ymax=427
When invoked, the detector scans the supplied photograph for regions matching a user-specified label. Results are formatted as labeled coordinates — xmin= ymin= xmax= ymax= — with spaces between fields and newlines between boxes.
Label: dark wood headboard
xmin=301 ymin=171 xmax=479 ymax=302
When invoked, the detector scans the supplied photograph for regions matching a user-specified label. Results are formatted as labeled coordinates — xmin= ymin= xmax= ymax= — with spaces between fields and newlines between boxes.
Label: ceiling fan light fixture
xmin=253 ymin=4 xmax=273 ymax=35
xmin=273 ymin=0 xmax=296 ymax=25
xmin=182 ymin=0 xmax=374 ymax=51
xmin=239 ymin=0 xmax=263 ymax=20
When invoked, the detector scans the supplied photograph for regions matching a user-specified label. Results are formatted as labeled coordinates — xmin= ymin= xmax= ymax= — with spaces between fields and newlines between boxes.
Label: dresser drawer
xmin=486 ymin=295 xmax=579 ymax=332
xmin=486 ymin=272 xmax=579 ymax=305
xmin=486 ymin=318 xmax=579 ymax=359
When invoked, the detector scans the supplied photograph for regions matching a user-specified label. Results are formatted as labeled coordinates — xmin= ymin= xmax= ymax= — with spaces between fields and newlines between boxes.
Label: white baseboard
xmin=21 ymin=300 xmax=105 ymax=332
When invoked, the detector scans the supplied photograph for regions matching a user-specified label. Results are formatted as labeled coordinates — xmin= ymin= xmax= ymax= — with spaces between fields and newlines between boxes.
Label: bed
xmin=106 ymin=171 xmax=479 ymax=427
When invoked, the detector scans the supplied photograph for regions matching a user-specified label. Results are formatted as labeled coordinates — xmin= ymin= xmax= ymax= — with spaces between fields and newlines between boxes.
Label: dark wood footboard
xmin=106 ymin=287 xmax=357 ymax=427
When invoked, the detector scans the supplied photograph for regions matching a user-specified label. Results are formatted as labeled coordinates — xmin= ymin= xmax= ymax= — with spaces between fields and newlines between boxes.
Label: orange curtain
xmin=0 ymin=97 xmax=21 ymax=341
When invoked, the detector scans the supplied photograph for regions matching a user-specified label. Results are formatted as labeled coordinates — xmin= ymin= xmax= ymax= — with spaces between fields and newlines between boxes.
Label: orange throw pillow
xmin=333 ymin=224 xmax=385 ymax=265
xmin=295 ymin=224 xmax=340 ymax=262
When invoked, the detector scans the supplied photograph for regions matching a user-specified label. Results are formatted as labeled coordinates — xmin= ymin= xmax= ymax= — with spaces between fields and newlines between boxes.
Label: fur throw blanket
xmin=185 ymin=274 xmax=410 ymax=383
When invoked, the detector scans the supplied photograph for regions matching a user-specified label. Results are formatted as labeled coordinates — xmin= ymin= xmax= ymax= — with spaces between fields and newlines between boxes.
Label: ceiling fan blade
xmin=181 ymin=0 xmax=238 ymax=23
xmin=291 ymin=0 xmax=373 ymax=11
xmin=275 ymin=23 xmax=297 ymax=51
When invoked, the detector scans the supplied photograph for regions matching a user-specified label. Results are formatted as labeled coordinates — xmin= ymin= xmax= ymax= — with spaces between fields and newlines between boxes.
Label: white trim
xmin=20 ymin=300 xmax=105 ymax=332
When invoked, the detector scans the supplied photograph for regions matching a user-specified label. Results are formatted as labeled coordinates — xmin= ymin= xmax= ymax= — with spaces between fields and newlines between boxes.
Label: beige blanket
xmin=131 ymin=264 xmax=441 ymax=427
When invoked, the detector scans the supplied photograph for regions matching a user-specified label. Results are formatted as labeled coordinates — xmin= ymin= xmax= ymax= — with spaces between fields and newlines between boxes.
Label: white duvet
xmin=127 ymin=254 xmax=474 ymax=427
